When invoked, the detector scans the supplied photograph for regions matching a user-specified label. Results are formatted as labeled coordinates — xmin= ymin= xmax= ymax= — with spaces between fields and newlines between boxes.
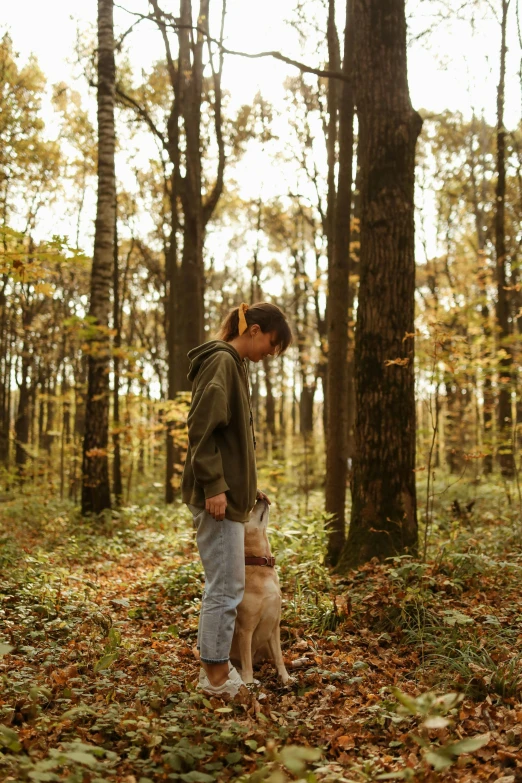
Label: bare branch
xmin=115 ymin=85 xmax=167 ymax=150
xmin=114 ymin=3 xmax=349 ymax=82
xmin=115 ymin=18 xmax=145 ymax=51
xmin=149 ymin=0 xmax=178 ymax=88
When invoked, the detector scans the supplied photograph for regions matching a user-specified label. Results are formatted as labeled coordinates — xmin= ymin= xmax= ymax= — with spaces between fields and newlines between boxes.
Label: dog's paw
xmin=243 ymin=677 xmax=260 ymax=686
xmin=279 ymin=671 xmax=297 ymax=686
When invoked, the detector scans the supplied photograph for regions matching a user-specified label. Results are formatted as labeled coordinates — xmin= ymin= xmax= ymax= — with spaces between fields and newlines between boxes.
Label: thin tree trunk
xmin=61 ymin=375 xmax=70 ymax=499
xmin=0 ymin=279 xmax=10 ymax=467
xmin=263 ymin=356 xmax=276 ymax=437
xmin=325 ymin=0 xmax=354 ymax=566
xmin=495 ymin=0 xmax=513 ymax=477
xmin=469 ymin=116 xmax=494 ymax=475
xmin=112 ymin=207 xmax=123 ymax=503
xmin=300 ymin=383 xmax=316 ymax=435
xmin=15 ymin=362 xmax=31 ymax=478
xmin=81 ymin=0 xmax=116 ymax=514
xmin=338 ymin=0 xmax=421 ymax=570
xmin=278 ymin=360 xmax=286 ymax=441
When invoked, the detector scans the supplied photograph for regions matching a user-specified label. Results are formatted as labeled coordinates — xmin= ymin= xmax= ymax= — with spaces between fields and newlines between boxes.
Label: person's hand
xmin=206 ymin=492 xmax=227 ymax=521
xmin=256 ymin=489 xmax=271 ymax=505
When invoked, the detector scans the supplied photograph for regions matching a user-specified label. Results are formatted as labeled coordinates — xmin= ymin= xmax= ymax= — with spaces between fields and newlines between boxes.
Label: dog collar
xmin=245 ymin=556 xmax=275 ymax=567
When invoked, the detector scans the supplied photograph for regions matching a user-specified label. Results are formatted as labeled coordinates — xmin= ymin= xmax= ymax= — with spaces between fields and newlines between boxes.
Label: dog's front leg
xmin=237 ymin=627 xmax=255 ymax=684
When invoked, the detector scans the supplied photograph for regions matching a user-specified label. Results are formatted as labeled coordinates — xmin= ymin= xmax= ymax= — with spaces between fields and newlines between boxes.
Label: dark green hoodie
xmin=181 ymin=340 xmax=257 ymax=523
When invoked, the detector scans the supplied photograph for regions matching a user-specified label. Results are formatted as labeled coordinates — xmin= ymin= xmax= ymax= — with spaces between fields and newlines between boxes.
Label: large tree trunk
xmin=177 ymin=0 xmax=206 ymax=383
xmin=338 ymin=0 xmax=421 ymax=571
xmin=149 ymin=0 xmax=226 ymax=502
xmin=81 ymin=0 xmax=116 ymax=514
xmin=495 ymin=0 xmax=513 ymax=477
xmin=325 ymin=0 xmax=354 ymax=566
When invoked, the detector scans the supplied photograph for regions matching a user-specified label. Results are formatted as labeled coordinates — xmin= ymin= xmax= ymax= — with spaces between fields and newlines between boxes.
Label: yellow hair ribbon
xmin=238 ymin=302 xmax=249 ymax=336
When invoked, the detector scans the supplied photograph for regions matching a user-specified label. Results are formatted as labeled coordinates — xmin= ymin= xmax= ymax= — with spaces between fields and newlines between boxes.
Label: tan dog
xmin=230 ymin=499 xmax=290 ymax=685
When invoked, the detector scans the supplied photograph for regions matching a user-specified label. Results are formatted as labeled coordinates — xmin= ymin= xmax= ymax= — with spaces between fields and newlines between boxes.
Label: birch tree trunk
xmin=338 ymin=0 xmax=421 ymax=570
xmin=81 ymin=0 xmax=115 ymax=514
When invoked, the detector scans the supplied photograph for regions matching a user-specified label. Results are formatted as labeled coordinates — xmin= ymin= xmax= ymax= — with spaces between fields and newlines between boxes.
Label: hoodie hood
xmin=187 ymin=340 xmax=243 ymax=382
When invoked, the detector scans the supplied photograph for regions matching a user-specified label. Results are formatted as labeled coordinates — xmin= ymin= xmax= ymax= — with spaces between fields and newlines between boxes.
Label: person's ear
xmin=250 ymin=324 xmax=261 ymax=337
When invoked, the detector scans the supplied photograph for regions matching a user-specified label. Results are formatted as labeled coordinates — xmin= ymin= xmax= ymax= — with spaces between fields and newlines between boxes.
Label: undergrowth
xmin=1 ymin=478 xmax=522 ymax=781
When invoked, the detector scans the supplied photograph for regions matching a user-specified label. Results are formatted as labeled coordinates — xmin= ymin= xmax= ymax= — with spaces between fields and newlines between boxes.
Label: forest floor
xmin=1 ymin=484 xmax=522 ymax=783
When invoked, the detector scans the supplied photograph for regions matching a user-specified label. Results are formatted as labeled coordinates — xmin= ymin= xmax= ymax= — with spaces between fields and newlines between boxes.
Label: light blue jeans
xmin=187 ymin=504 xmax=245 ymax=664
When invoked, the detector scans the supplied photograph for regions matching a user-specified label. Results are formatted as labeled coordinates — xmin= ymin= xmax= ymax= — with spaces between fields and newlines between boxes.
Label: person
xmin=181 ymin=301 xmax=292 ymax=697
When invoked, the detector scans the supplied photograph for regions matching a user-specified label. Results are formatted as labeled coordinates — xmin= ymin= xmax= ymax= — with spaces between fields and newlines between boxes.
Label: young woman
xmin=181 ymin=302 xmax=292 ymax=697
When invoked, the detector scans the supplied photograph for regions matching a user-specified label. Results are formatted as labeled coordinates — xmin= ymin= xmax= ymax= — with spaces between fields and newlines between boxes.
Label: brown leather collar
xmin=245 ymin=556 xmax=275 ymax=567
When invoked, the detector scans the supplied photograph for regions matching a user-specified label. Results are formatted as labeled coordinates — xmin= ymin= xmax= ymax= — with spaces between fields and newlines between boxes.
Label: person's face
xmin=248 ymin=326 xmax=279 ymax=362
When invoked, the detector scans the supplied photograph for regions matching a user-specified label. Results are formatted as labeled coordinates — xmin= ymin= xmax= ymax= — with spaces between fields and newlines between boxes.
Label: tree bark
xmin=15 ymin=358 xmax=31 ymax=476
xmin=177 ymin=0 xmax=207 ymax=380
xmin=112 ymin=208 xmax=123 ymax=504
xmin=495 ymin=0 xmax=513 ymax=477
xmin=469 ymin=114 xmax=494 ymax=475
xmin=263 ymin=356 xmax=276 ymax=437
xmin=146 ymin=0 xmax=227 ymax=501
xmin=0 ymin=279 xmax=10 ymax=468
xmin=325 ymin=0 xmax=354 ymax=566
xmin=300 ymin=383 xmax=316 ymax=435
xmin=81 ymin=0 xmax=116 ymax=514
xmin=338 ymin=0 xmax=421 ymax=570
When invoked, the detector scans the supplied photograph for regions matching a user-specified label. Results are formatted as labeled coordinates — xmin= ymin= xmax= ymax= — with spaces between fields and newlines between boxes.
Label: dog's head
xmin=244 ymin=499 xmax=272 ymax=557
xmin=246 ymin=498 xmax=270 ymax=533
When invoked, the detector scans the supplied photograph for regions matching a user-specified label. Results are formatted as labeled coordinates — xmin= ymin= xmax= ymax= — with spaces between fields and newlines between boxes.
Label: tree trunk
xmin=61 ymin=375 xmax=70 ymax=499
xmin=263 ymin=356 xmax=276 ymax=437
xmin=15 ymin=360 xmax=31 ymax=477
xmin=338 ymin=0 xmax=421 ymax=571
xmin=15 ymin=298 xmax=35 ymax=480
xmin=112 ymin=209 xmax=123 ymax=504
xmin=445 ymin=379 xmax=462 ymax=473
xmin=495 ymin=0 xmax=513 ymax=477
xmin=164 ymin=87 xmax=181 ymax=503
xmin=300 ymin=383 xmax=316 ymax=435
xmin=70 ymin=356 xmax=87 ymax=502
xmin=44 ymin=378 xmax=57 ymax=455
xmin=325 ymin=0 xmax=354 ymax=566
xmin=150 ymin=0 xmax=226 ymax=502
xmin=0 ymin=280 xmax=11 ymax=468
xmin=177 ymin=0 xmax=207 ymax=383
xmin=278 ymin=360 xmax=286 ymax=442
xmin=81 ymin=0 xmax=116 ymax=514
xmin=469 ymin=118 xmax=494 ymax=475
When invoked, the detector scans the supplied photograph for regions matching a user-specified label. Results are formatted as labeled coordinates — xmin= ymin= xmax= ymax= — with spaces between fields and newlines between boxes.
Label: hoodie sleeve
xmin=187 ymin=381 xmax=231 ymax=498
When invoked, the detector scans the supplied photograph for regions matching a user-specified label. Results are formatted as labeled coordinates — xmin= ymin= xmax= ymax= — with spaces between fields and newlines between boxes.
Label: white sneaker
xmin=198 ymin=665 xmax=244 ymax=697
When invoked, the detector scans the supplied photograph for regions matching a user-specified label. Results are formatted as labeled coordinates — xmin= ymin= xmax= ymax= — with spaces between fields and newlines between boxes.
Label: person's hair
xmin=218 ymin=302 xmax=293 ymax=355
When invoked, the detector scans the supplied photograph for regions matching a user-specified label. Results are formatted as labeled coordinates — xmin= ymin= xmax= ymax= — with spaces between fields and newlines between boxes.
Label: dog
xmin=230 ymin=499 xmax=291 ymax=685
